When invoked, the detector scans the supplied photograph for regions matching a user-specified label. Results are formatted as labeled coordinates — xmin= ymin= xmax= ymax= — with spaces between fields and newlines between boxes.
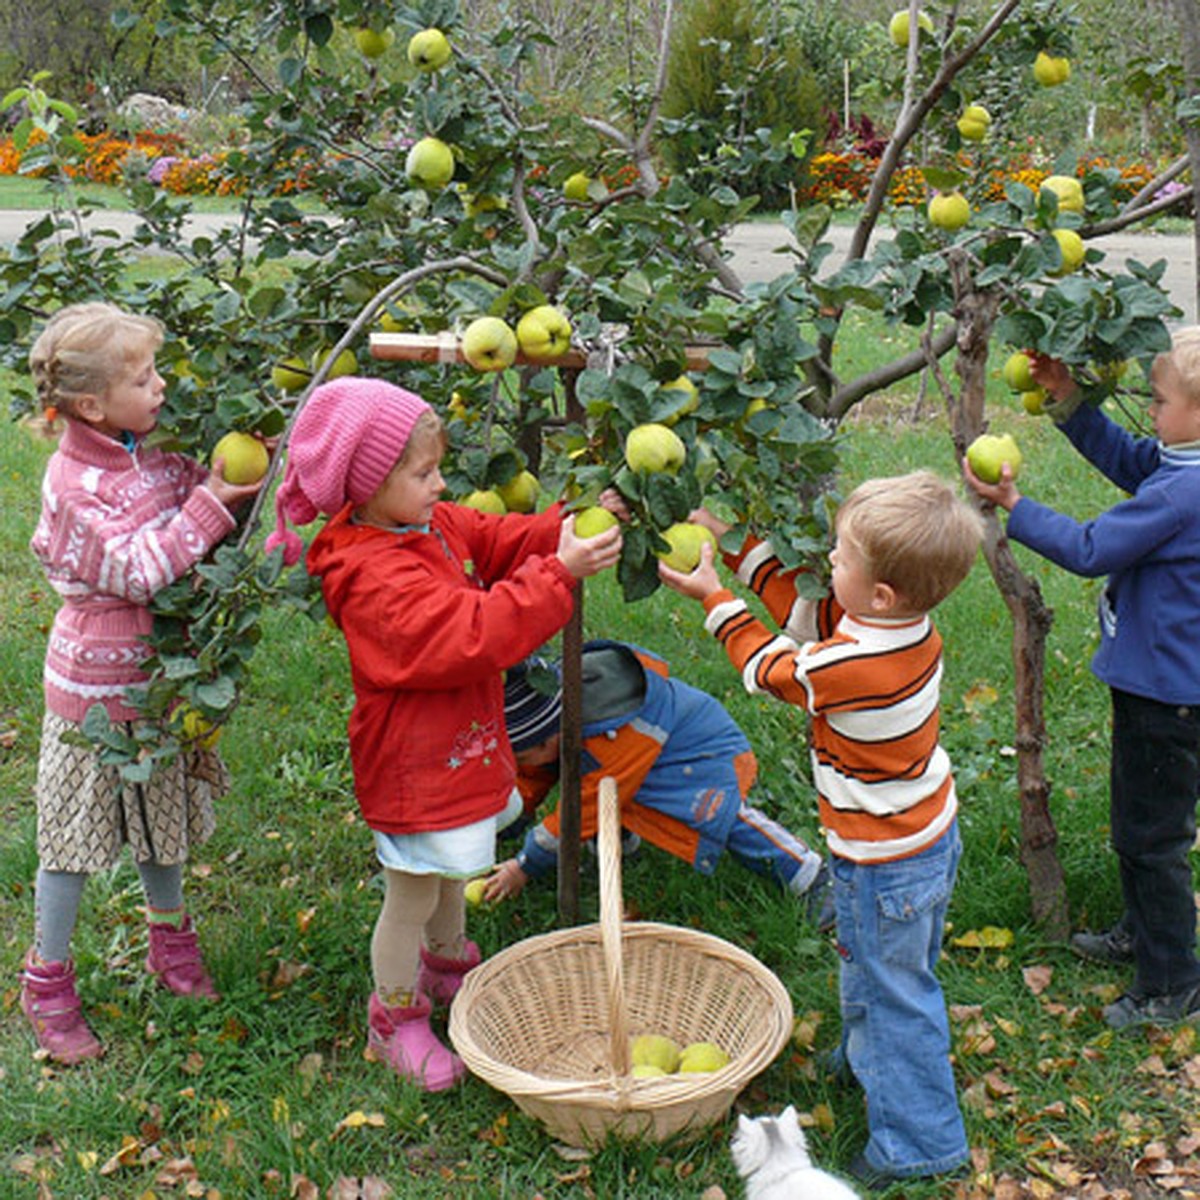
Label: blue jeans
xmin=832 ymin=821 xmax=968 ymax=1178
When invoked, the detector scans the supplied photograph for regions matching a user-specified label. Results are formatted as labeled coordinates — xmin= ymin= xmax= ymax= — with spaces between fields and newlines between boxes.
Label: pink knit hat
xmin=264 ymin=377 xmax=432 ymax=565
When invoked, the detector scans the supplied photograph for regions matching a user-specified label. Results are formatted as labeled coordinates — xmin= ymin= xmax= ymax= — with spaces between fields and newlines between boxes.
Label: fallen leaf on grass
xmin=1022 ymin=965 xmax=1053 ymax=995
xmin=332 ymin=1111 xmax=385 ymax=1137
xmin=328 ymin=1177 xmax=394 ymax=1199
xmin=99 ymin=1135 xmax=143 ymax=1175
xmin=952 ymin=926 xmax=1014 ymax=950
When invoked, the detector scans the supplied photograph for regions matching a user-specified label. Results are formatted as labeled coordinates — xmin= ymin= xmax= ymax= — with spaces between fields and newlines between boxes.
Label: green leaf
xmin=195 ymin=676 xmax=238 ymax=710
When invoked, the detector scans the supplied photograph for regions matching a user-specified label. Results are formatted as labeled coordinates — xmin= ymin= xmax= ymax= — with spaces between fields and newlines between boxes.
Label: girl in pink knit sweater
xmin=20 ymin=302 xmax=266 ymax=1064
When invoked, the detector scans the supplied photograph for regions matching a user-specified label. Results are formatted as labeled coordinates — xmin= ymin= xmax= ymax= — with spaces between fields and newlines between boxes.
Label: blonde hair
xmin=28 ymin=302 xmax=164 ymax=434
xmin=836 ymin=470 xmax=984 ymax=612
xmin=398 ymin=408 xmax=448 ymax=462
xmin=1161 ymin=326 xmax=1200 ymax=406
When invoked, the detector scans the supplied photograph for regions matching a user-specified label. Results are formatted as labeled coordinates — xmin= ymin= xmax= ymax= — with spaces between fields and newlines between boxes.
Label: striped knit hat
xmin=264 ymin=377 xmax=431 ymax=565
xmin=504 ymin=657 xmax=563 ymax=752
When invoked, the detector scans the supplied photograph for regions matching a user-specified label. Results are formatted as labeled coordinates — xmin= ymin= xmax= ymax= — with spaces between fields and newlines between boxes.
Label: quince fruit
xmin=573 ymin=506 xmax=619 ymax=539
xmin=405 ymin=136 xmax=456 ymax=190
xmin=1040 ymin=174 xmax=1084 ymax=214
xmin=407 ymin=27 xmax=452 ymax=71
xmin=459 ymin=489 xmax=507 ymax=514
xmin=1050 ymin=228 xmax=1085 ymax=276
xmin=271 ymin=354 xmax=311 ymax=393
xmin=966 ymin=433 xmax=1022 ymax=484
xmin=956 ymin=104 xmax=991 ymax=141
xmin=1002 ymin=351 xmax=1036 ymax=393
xmin=888 ymin=8 xmax=934 ymax=46
xmin=563 ymin=171 xmax=592 ymax=201
xmin=496 ymin=469 xmax=539 ymax=514
xmin=516 ymin=305 xmax=572 ymax=362
xmin=656 ymin=522 xmax=718 ymax=573
xmin=1033 ymin=51 xmax=1071 ymax=87
xmin=624 ymin=422 xmax=686 ymax=474
xmin=659 ymin=374 xmax=699 ymax=424
xmin=630 ymin=1034 xmax=681 ymax=1074
xmin=928 ymin=191 xmax=971 ymax=232
xmin=462 ymin=316 xmax=517 ymax=372
xmin=678 ymin=1041 xmax=731 ymax=1073
xmin=211 ymin=431 xmax=269 ymax=485
xmin=354 ymin=27 xmax=394 ymax=58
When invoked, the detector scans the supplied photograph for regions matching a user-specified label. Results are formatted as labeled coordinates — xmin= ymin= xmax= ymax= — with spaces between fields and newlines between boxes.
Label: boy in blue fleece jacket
xmin=963 ymin=329 xmax=1200 ymax=1030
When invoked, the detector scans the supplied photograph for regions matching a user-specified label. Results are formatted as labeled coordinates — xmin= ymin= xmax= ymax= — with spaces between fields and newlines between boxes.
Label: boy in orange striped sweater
xmin=659 ymin=470 xmax=983 ymax=1188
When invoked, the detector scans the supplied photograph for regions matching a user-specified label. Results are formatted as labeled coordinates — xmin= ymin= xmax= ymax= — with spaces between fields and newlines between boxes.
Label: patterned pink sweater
xmin=31 ymin=420 xmax=235 ymax=723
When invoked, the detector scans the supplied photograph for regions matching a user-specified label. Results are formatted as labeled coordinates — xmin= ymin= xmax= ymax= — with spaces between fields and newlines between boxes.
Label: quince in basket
xmin=679 ymin=1041 xmax=731 ymax=1073
xmin=630 ymin=1033 xmax=681 ymax=1074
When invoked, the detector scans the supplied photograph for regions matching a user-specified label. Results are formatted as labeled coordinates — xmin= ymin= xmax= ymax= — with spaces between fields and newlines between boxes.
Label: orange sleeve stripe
xmin=814 ymin=717 xmax=941 ymax=782
xmin=818 ymin=776 xmax=954 ymax=843
xmin=804 ymin=641 xmax=939 ymax=712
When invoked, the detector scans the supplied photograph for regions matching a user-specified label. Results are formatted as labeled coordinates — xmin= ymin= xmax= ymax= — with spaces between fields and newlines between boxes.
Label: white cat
xmin=731 ymin=1106 xmax=862 ymax=1200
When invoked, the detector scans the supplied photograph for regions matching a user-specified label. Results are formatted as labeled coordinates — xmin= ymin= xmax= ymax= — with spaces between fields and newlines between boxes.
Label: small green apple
xmin=515 ymin=305 xmax=572 ymax=362
xmin=459 ymin=489 xmax=507 ymax=514
xmin=211 ymin=431 xmax=269 ymax=485
xmin=659 ymin=374 xmax=699 ymax=424
xmin=271 ymin=354 xmax=311 ymax=393
xmin=1021 ymin=387 xmax=1048 ymax=416
xmin=1002 ymin=351 xmax=1036 ymax=393
xmin=563 ymin=171 xmax=592 ymax=201
xmin=678 ymin=1041 xmax=730 ymax=1073
xmin=1040 ymin=174 xmax=1084 ymax=214
xmin=630 ymin=1034 xmax=681 ymax=1074
xmin=311 ymin=346 xmax=357 ymax=380
xmin=496 ymin=469 xmax=539 ymax=514
xmin=624 ymin=423 xmax=686 ymax=474
xmin=928 ymin=191 xmax=971 ymax=232
xmin=631 ymin=1064 xmax=669 ymax=1079
xmin=1050 ymin=228 xmax=1085 ymax=276
xmin=1033 ymin=51 xmax=1071 ymax=86
xmin=573 ymin=506 xmax=619 ymax=539
xmin=656 ymin=522 xmax=718 ymax=573
xmin=405 ymin=136 xmax=455 ymax=190
xmin=407 ymin=27 xmax=452 ymax=71
xmin=354 ymin=27 xmax=394 ymax=58
xmin=956 ymin=104 xmax=991 ymax=141
xmin=966 ymin=433 xmax=1023 ymax=484
xmin=462 ymin=316 xmax=517 ymax=372
xmin=888 ymin=8 xmax=933 ymax=46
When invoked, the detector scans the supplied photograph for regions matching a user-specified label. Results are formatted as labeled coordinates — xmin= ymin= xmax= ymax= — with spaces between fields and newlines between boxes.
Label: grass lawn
xmin=2 ymin=339 xmax=1198 ymax=1197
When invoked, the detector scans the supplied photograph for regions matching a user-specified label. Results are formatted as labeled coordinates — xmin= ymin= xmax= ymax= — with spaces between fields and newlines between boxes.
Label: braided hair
xmin=28 ymin=302 xmax=164 ymax=436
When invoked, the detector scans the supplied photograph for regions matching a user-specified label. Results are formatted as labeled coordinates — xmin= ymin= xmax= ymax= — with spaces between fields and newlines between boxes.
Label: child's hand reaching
xmin=484 ymin=859 xmax=529 ymax=901
xmin=1028 ymin=353 xmax=1075 ymax=404
xmin=597 ymin=486 xmax=632 ymax=522
xmin=686 ymin=507 xmax=732 ymax=540
xmin=205 ymin=459 xmax=269 ymax=511
xmin=962 ymin=456 xmax=1022 ymax=511
xmin=557 ymin=514 xmax=622 ymax=579
xmin=658 ymin=540 xmax=723 ymax=600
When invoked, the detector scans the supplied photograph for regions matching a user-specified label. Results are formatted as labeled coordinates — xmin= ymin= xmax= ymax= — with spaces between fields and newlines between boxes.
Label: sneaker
xmin=846 ymin=1152 xmax=902 ymax=1190
xmin=1103 ymin=984 xmax=1200 ymax=1030
xmin=1071 ymin=919 xmax=1135 ymax=965
xmin=802 ymin=863 xmax=836 ymax=933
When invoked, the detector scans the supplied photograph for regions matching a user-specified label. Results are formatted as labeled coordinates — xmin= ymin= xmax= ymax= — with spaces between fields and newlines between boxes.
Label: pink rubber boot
xmin=366 ymin=992 xmax=465 ymax=1092
xmin=416 ymin=939 xmax=481 ymax=1006
xmin=20 ymin=953 xmax=104 ymax=1064
xmin=145 ymin=916 xmax=219 ymax=998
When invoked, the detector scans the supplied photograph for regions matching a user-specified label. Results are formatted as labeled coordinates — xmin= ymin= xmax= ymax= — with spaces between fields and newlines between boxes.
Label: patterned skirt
xmin=35 ymin=710 xmax=228 ymax=874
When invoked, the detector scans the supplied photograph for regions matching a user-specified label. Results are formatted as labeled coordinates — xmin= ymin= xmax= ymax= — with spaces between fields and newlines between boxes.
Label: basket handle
xmin=597 ymin=776 xmax=631 ymax=1077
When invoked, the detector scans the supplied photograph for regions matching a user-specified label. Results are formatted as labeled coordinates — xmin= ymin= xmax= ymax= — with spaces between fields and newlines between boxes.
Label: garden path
xmin=1 ymin=208 xmax=1194 ymax=324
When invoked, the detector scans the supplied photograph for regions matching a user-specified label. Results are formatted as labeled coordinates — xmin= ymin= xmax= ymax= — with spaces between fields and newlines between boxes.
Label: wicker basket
xmin=448 ymin=777 xmax=794 ymax=1147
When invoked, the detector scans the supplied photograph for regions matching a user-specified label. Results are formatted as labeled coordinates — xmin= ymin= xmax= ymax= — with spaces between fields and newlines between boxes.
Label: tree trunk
xmin=948 ymin=252 xmax=1070 ymax=938
xmin=1172 ymin=0 xmax=1200 ymax=318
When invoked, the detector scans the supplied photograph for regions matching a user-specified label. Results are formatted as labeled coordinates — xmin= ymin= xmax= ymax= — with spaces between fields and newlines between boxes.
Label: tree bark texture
xmin=948 ymin=252 xmax=1069 ymax=938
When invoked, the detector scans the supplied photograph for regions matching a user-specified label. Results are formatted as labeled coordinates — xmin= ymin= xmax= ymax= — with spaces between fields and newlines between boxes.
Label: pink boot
xmin=366 ymin=992 xmax=465 ymax=1092
xmin=416 ymin=939 xmax=481 ymax=1006
xmin=20 ymin=953 xmax=104 ymax=1064
xmin=145 ymin=916 xmax=219 ymax=998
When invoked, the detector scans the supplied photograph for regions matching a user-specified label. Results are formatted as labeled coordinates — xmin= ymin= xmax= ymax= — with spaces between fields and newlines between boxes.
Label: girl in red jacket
xmin=265 ymin=377 xmax=621 ymax=1090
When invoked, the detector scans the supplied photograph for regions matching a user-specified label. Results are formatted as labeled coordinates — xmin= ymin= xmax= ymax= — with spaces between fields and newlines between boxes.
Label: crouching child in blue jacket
xmin=483 ymin=639 xmax=832 ymax=928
